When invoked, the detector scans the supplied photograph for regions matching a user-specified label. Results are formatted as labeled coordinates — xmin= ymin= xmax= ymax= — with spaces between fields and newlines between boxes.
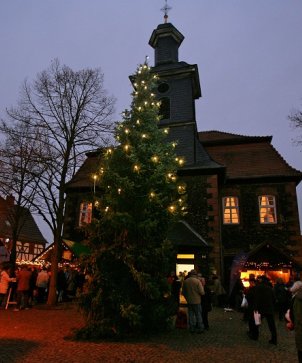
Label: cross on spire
xmin=161 ymin=0 xmax=172 ymax=23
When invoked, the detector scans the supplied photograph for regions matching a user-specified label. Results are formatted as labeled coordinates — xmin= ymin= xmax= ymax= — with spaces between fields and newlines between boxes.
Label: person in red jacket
xmin=15 ymin=265 xmax=32 ymax=311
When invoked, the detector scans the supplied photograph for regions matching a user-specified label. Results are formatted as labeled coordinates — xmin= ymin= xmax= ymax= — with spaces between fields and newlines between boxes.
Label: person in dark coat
xmin=246 ymin=276 xmax=258 ymax=340
xmin=274 ymin=277 xmax=290 ymax=321
xmin=254 ymin=275 xmax=277 ymax=345
xmin=199 ymin=276 xmax=212 ymax=330
xmin=289 ymin=281 xmax=302 ymax=363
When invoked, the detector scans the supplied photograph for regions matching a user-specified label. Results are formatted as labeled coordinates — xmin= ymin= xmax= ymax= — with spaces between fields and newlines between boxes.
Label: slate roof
xmin=65 ymin=150 xmax=102 ymax=189
xmin=0 ymin=200 xmax=47 ymax=245
xmin=198 ymin=130 xmax=302 ymax=183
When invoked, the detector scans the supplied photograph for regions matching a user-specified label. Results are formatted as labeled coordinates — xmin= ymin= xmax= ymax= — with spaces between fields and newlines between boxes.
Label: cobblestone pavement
xmin=0 ymin=304 xmax=298 ymax=363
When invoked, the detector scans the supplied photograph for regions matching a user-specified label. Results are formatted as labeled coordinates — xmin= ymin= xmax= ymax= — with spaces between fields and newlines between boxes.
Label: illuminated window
xmin=79 ymin=202 xmax=93 ymax=226
xmin=259 ymin=195 xmax=277 ymax=224
xmin=223 ymin=197 xmax=239 ymax=224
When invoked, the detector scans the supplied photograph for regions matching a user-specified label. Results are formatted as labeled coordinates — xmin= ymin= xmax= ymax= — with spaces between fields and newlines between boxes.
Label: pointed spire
xmin=161 ymin=0 xmax=172 ymax=23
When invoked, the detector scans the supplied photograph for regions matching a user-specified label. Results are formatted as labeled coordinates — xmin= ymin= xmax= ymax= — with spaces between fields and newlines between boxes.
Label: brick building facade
xmin=63 ymin=21 xmax=302 ymax=286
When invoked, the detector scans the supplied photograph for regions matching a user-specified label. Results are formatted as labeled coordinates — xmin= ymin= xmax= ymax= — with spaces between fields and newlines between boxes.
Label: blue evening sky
xmin=0 ymin=0 xmax=301 ymax=241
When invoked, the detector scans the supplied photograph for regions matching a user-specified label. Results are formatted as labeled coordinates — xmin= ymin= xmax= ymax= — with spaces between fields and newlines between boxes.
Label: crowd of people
xmin=1 ymin=263 xmax=302 ymax=361
xmin=168 ymin=269 xmax=302 ymax=363
xmin=0 ymin=262 xmax=87 ymax=310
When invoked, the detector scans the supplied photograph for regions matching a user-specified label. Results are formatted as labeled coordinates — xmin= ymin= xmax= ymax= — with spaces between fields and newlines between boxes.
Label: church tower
xmin=148 ymin=17 xmax=224 ymax=277
xmin=149 ymin=22 xmax=221 ymax=173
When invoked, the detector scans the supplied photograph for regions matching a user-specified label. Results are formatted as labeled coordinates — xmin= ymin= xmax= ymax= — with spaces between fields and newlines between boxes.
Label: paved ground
xmin=0 ymin=304 xmax=298 ymax=363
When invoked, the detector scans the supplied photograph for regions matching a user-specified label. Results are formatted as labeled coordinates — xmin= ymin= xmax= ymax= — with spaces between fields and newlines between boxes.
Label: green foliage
xmin=77 ymin=62 xmax=185 ymax=339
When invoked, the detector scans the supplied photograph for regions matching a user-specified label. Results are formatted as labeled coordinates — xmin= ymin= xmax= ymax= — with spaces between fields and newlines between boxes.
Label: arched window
xmin=159 ymin=97 xmax=170 ymax=120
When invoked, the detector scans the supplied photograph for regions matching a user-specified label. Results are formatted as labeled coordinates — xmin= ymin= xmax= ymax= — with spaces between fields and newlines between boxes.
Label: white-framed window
xmin=259 ymin=195 xmax=277 ymax=224
xmin=223 ymin=196 xmax=240 ymax=224
xmin=79 ymin=202 xmax=93 ymax=226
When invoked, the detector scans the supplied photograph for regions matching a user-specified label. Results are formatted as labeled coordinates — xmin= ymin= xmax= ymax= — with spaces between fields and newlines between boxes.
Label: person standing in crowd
xmin=182 ymin=269 xmax=204 ymax=334
xmin=289 ymin=280 xmax=302 ymax=363
xmin=254 ymin=275 xmax=277 ymax=345
xmin=199 ymin=276 xmax=212 ymax=330
xmin=36 ymin=267 xmax=49 ymax=303
xmin=274 ymin=277 xmax=290 ymax=321
xmin=15 ymin=265 xmax=32 ymax=310
xmin=29 ymin=267 xmax=38 ymax=306
xmin=246 ymin=275 xmax=258 ymax=340
xmin=0 ymin=264 xmax=15 ymax=308
xmin=229 ymin=272 xmax=245 ymax=310
xmin=212 ymin=275 xmax=226 ymax=307
xmin=167 ymin=271 xmax=181 ymax=309
xmin=57 ymin=267 xmax=67 ymax=302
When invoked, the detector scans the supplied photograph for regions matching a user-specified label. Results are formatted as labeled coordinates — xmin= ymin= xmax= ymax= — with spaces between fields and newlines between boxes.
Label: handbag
xmin=241 ymin=294 xmax=248 ymax=308
xmin=254 ymin=311 xmax=261 ymax=325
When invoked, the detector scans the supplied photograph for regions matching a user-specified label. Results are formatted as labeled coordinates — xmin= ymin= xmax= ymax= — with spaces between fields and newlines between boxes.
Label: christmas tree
xmin=77 ymin=61 xmax=186 ymax=339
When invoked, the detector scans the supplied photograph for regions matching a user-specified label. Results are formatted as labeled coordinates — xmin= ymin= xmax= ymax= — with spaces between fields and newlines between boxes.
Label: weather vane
xmin=161 ymin=0 xmax=172 ymax=23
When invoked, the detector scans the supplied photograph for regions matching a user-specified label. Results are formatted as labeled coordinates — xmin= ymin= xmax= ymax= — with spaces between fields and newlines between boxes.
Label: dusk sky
xmin=1 ymin=0 xmax=302 ymax=242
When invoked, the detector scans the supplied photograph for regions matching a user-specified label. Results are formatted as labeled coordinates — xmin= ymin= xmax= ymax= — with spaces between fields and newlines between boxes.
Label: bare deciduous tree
xmin=1 ymin=59 xmax=115 ymax=304
xmin=0 ymin=122 xmax=42 ymax=267
xmin=289 ymin=106 xmax=302 ymax=147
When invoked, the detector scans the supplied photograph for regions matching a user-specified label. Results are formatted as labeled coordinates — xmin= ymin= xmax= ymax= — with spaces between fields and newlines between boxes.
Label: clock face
xmin=158 ymin=82 xmax=169 ymax=93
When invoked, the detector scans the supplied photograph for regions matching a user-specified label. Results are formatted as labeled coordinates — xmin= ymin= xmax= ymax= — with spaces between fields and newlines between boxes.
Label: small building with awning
xmin=168 ymin=220 xmax=210 ymax=276
xmin=239 ymin=242 xmax=301 ymax=287
xmin=33 ymin=239 xmax=90 ymax=266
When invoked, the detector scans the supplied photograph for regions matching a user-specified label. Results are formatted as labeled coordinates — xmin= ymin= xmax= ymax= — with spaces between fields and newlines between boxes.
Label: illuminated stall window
xmin=79 ymin=202 xmax=93 ymax=226
xmin=223 ymin=197 xmax=239 ymax=224
xmin=259 ymin=195 xmax=277 ymax=224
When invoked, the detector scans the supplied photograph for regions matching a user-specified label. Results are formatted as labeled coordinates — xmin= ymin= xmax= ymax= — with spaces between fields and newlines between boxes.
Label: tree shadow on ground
xmin=0 ymin=339 xmax=39 ymax=363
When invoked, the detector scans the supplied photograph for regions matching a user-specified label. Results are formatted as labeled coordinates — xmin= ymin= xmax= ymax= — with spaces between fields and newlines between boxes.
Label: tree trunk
xmin=47 ymin=237 xmax=60 ymax=305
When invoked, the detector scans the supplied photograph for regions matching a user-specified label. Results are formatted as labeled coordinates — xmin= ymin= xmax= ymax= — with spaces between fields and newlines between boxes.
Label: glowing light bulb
xmin=178 ymin=158 xmax=185 ymax=166
xmin=168 ymin=205 xmax=176 ymax=213
xmin=142 ymin=134 xmax=147 ymax=138
xmin=125 ymin=128 xmax=130 ymax=134
xmin=151 ymin=156 xmax=159 ymax=163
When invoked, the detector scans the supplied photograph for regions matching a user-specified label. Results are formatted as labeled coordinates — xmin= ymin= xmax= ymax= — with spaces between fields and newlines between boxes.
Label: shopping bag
xmin=254 ymin=311 xmax=261 ymax=325
xmin=241 ymin=294 xmax=248 ymax=308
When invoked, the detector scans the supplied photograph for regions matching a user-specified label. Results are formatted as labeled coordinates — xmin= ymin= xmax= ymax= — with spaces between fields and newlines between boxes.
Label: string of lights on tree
xmin=91 ymin=61 xmax=187 ymax=220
